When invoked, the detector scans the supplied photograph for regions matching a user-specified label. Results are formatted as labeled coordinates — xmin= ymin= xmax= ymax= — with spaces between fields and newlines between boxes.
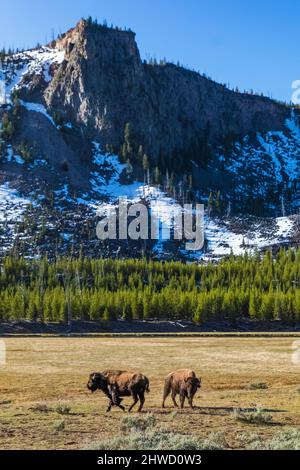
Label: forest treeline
xmin=0 ymin=249 xmax=300 ymax=324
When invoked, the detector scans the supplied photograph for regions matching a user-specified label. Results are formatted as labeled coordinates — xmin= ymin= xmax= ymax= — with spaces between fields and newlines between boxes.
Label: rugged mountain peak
xmin=53 ymin=19 xmax=137 ymax=58
xmin=51 ymin=19 xmax=87 ymax=53
xmin=44 ymin=19 xmax=291 ymax=170
xmin=45 ymin=20 xmax=143 ymax=145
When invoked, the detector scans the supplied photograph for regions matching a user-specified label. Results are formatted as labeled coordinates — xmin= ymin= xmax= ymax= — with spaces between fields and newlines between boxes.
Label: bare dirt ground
xmin=0 ymin=337 xmax=300 ymax=449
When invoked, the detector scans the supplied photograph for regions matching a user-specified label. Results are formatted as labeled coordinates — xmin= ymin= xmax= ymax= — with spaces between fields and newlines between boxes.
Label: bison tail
xmin=145 ymin=378 xmax=150 ymax=393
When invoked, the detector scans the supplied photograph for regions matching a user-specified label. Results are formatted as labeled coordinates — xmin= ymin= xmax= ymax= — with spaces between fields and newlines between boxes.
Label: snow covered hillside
xmin=0 ymin=183 xmax=34 ymax=254
xmin=215 ymin=109 xmax=300 ymax=215
xmin=0 ymin=41 xmax=299 ymax=261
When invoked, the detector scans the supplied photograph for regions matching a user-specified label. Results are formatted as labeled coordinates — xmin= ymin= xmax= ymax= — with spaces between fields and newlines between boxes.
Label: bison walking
xmin=87 ymin=370 xmax=150 ymax=412
xmin=162 ymin=368 xmax=201 ymax=409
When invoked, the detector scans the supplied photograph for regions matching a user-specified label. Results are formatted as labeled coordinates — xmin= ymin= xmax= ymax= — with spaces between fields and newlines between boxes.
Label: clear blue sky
xmin=1 ymin=0 xmax=299 ymax=102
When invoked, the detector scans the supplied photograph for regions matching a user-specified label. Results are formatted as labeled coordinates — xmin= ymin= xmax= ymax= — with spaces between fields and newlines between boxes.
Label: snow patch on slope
xmin=204 ymin=216 xmax=295 ymax=258
xmin=23 ymin=47 xmax=65 ymax=83
xmin=0 ymin=46 xmax=64 ymax=105
xmin=85 ymin=142 xmax=184 ymax=246
xmin=1 ymin=145 xmax=25 ymax=165
xmin=222 ymin=109 xmax=300 ymax=206
xmin=276 ymin=216 xmax=294 ymax=238
xmin=0 ymin=183 xmax=32 ymax=222
xmin=20 ymin=100 xmax=56 ymax=125
xmin=90 ymin=143 xmax=181 ymax=224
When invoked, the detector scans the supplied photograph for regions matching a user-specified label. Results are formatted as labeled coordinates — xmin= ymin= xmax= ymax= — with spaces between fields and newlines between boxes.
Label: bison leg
xmin=162 ymin=381 xmax=171 ymax=408
xmin=111 ymin=388 xmax=126 ymax=412
xmin=171 ymin=391 xmax=178 ymax=408
xmin=179 ymin=393 xmax=186 ymax=409
xmin=106 ymin=399 xmax=113 ymax=412
xmin=137 ymin=391 xmax=145 ymax=412
xmin=187 ymin=394 xmax=194 ymax=409
xmin=106 ymin=399 xmax=125 ymax=412
xmin=116 ymin=403 xmax=126 ymax=412
xmin=128 ymin=392 xmax=139 ymax=412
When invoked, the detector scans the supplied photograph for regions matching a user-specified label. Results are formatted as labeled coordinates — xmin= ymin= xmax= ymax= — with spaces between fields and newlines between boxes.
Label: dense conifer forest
xmin=0 ymin=249 xmax=300 ymax=324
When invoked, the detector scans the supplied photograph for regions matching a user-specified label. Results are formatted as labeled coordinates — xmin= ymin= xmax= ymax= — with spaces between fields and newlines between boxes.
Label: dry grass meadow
xmin=1 ymin=336 xmax=300 ymax=449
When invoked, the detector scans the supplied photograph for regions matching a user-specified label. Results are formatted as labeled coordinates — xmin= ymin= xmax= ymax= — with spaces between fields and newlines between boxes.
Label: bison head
xmin=185 ymin=376 xmax=201 ymax=394
xmin=194 ymin=377 xmax=201 ymax=389
xmin=87 ymin=372 xmax=107 ymax=392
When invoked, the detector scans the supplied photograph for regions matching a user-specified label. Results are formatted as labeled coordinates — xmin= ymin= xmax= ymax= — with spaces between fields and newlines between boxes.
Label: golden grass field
xmin=1 ymin=336 xmax=300 ymax=449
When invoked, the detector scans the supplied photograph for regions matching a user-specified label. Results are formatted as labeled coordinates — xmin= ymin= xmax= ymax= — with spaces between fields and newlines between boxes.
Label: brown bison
xmin=87 ymin=369 xmax=150 ymax=412
xmin=162 ymin=369 xmax=201 ymax=409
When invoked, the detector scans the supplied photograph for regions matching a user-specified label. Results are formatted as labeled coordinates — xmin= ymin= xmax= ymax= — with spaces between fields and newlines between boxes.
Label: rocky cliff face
xmin=45 ymin=19 xmax=289 ymax=166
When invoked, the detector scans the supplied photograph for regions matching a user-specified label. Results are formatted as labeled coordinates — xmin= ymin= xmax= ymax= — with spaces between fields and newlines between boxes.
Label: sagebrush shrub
xmin=232 ymin=406 xmax=273 ymax=425
xmin=53 ymin=419 xmax=65 ymax=432
xmin=248 ymin=382 xmax=268 ymax=390
xmin=121 ymin=413 xmax=156 ymax=432
xmin=249 ymin=428 xmax=300 ymax=450
xmin=56 ymin=403 xmax=71 ymax=415
xmin=85 ymin=413 xmax=226 ymax=450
